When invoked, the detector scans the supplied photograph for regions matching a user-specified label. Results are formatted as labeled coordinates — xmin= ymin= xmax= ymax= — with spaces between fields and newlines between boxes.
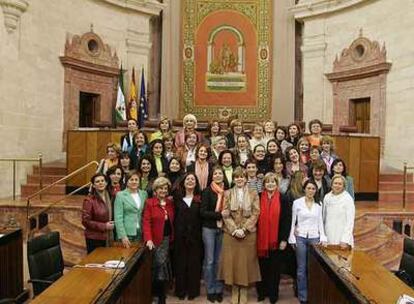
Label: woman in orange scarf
xmin=256 ymin=173 xmax=291 ymax=304
xmin=200 ymin=166 xmax=225 ymax=303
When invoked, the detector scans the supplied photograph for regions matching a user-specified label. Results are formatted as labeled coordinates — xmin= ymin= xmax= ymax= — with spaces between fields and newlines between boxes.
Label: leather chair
xmin=27 ymin=231 xmax=64 ymax=296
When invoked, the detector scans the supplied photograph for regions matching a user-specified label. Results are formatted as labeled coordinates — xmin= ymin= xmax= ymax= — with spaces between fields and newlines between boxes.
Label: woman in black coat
xmin=173 ymin=172 xmax=203 ymax=300
xmin=256 ymin=172 xmax=291 ymax=304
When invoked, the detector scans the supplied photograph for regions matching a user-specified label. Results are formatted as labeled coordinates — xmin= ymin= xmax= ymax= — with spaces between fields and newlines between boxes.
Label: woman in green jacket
xmin=115 ymin=170 xmax=148 ymax=248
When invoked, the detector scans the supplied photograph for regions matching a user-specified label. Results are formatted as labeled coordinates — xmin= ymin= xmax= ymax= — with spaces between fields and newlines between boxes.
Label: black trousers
xmin=256 ymin=250 xmax=282 ymax=303
xmin=85 ymin=238 xmax=106 ymax=254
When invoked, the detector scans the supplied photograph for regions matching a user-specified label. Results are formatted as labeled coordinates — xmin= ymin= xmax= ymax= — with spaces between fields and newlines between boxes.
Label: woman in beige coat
xmin=219 ymin=167 xmax=261 ymax=304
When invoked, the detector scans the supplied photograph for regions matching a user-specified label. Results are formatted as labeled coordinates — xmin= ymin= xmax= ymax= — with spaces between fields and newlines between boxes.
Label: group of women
xmin=81 ymin=115 xmax=355 ymax=304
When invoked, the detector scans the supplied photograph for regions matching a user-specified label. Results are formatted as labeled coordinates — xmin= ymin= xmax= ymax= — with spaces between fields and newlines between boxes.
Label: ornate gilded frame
xmin=181 ymin=0 xmax=272 ymax=120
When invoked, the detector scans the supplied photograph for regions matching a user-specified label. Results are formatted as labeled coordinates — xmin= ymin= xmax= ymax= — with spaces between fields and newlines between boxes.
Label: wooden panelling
xmin=31 ymin=245 xmax=152 ymax=304
xmin=67 ymin=131 xmax=380 ymax=193
xmin=309 ymin=246 xmax=414 ymax=304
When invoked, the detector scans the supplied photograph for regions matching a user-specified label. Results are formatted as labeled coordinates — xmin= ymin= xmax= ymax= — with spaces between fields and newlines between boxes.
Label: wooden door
xmin=350 ymin=98 xmax=370 ymax=134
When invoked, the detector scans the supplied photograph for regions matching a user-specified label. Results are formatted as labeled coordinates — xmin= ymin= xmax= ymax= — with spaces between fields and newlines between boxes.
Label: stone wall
xmin=0 ymin=0 xmax=163 ymax=197
xmin=293 ymin=0 xmax=414 ymax=170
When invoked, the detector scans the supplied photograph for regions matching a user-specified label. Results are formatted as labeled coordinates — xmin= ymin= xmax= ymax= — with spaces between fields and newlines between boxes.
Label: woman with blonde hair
xmin=256 ymin=173 xmax=290 ymax=304
xmin=143 ymin=177 xmax=175 ymax=304
xmin=219 ymin=167 xmax=261 ymax=304
xmin=150 ymin=116 xmax=173 ymax=143
xmin=98 ymin=142 xmax=121 ymax=174
xmin=323 ymin=174 xmax=355 ymax=248
xmin=226 ymin=118 xmax=244 ymax=149
xmin=174 ymin=113 xmax=204 ymax=148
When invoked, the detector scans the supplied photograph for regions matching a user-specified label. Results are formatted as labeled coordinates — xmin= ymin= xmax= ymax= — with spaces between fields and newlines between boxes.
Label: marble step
xmin=354 ymin=217 xmax=381 ymax=241
xmin=379 ymin=173 xmax=413 ymax=182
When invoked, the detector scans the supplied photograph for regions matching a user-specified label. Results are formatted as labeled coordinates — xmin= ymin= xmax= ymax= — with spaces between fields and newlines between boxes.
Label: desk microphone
xmin=338 ymin=266 xmax=360 ymax=281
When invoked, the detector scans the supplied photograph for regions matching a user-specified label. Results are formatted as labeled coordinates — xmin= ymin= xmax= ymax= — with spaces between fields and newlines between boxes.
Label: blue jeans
xmin=202 ymin=227 xmax=224 ymax=294
xmin=296 ymin=236 xmax=319 ymax=302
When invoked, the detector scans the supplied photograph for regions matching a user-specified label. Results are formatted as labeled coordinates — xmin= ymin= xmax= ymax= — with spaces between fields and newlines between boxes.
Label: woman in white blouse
xmin=288 ymin=180 xmax=327 ymax=304
xmin=323 ymin=174 xmax=355 ymax=248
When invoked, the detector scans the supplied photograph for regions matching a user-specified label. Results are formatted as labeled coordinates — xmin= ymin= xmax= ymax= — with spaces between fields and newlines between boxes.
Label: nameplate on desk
xmin=397 ymin=294 xmax=414 ymax=304
xmin=75 ymin=260 xmax=126 ymax=269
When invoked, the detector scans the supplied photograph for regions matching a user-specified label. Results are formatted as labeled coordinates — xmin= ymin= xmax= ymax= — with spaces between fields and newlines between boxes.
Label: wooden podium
xmin=0 ymin=228 xmax=29 ymax=303
xmin=31 ymin=245 xmax=152 ymax=304
xmin=308 ymin=245 xmax=414 ymax=304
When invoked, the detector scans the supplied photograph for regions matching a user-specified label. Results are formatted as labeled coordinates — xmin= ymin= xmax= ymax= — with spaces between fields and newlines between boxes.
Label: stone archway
xmin=326 ymin=32 xmax=391 ymax=154
xmin=59 ymin=29 xmax=119 ymax=150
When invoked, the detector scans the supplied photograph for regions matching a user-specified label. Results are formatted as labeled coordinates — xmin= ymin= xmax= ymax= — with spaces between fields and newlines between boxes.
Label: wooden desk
xmin=309 ymin=246 xmax=414 ymax=304
xmin=31 ymin=245 xmax=152 ymax=304
xmin=0 ymin=228 xmax=29 ymax=303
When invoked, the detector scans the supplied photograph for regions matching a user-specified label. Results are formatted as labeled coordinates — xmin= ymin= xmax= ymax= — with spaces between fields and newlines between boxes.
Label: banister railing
xmin=403 ymin=162 xmax=414 ymax=210
xmin=26 ymin=160 xmax=99 ymax=239
xmin=0 ymin=153 xmax=43 ymax=200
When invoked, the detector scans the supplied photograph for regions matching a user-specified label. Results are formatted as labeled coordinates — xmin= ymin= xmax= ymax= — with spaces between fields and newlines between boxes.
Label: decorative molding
xmin=99 ymin=0 xmax=165 ymax=16
xmin=290 ymin=0 xmax=378 ymax=20
xmin=60 ymin=30 xmax=119 ymax=71
xmin=0 ymin=0 xmax=29 ymax=33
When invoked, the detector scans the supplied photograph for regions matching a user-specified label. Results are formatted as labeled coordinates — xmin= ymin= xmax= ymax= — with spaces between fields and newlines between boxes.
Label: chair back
xmin=27 ymin=231 xmax=64 ymax=296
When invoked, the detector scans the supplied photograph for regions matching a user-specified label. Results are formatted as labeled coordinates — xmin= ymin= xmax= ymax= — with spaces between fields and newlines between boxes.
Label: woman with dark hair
xmin=173 ymin=173 xmax=203 ymax=300
xmin=305 ymin=145 xmax=321 ymax=172
xmin=272 ymin=155 xmax=290 ymax=195
xmin=329 ymin=158 xmax=354 ymax=199
xmin=120 ymin=119 xmax=138 ymax=152
xmin=219 ymin=167 xmax=260 ymax=304
xmin=200 ymin=166 xmax=225 ymax=302
xmin=307 ymin=119 xmax=323 ymax=147
xmin=187 ymin=144 xmax=213 ymax=191
xmin=114 ymin=170 xmax=148 ymax=247
xmin=265 ymin=139 xmax=282 ymax=169
xmin=82 ymin=173 xmax=114 ymax=253
xmin=207 ymin=120 xmax=222 ymax=146
xmin=275 ymin=126 xmax=293 ymax=153
xmin=129 ymin=130 xmax=149 ymax=169
xmin=287 ymin=123 xmax=302 ymax=147
xmin=106 ymin=165 xmax=124 ymax=201
xmin=218 ymin=150 xmax=237 ymax=189
xmin=256 ymin=173 xmax=290 ymax=304
xmin=143 ymin=177 xmax=175 ymax=304
xmin=245 ymin=159 xmax=263 ymax=195
xmin=308 ymin=159 xmax=330 ymax=203
xmin=252 ymin=144 xmax=268 ymax=176
xmin=137 ymin=155 xmax=158 ymax=196
xmin=285 ymin=146 xmax=308 ymax=177
xmin=149 ymin=139 xmax=168 ymax=177
xmin=166 ymin=157 xmax=184 ymax=193
xmin=176 ymin=131 xmax=199 ymax=169
xmin=119 ymin=152 xmax=132 ymax=181
xmin=288 ymin=180 xmax=327 ymax=304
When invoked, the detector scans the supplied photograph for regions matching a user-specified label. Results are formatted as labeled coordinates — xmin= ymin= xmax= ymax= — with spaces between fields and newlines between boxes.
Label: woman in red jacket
xmin=143 ymin=176 xmax=175 ymax=304
xmin=82 ymin=173 xmax=114 ymax=253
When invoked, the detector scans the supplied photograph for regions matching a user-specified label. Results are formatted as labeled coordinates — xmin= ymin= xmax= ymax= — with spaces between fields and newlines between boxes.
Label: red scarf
xmin=257 ymin=190 xmax=281 ymax=257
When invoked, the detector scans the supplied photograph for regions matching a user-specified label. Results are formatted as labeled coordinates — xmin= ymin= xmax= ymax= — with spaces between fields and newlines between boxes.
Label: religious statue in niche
xmin=206 ymin=25 xmax=246 ymax=92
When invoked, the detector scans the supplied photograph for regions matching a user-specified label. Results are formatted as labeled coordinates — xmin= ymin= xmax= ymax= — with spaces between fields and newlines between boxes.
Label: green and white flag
xmin=115 ymin=65 xmax=126 ymax=122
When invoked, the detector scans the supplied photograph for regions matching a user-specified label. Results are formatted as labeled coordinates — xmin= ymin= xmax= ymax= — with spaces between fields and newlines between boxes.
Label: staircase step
xmin=380 ymin=173 xmax=413 ymax=182
xmin=355 ymin=224 xmax=394 ymax=253
xmin=379 ymin=191 xmax=414 ymax=202
xmin=33 ymin=165 xmax=67 ymax=175
xmin=27 ymin=174 xmax=66 ymax=184
xmin=21 ymin=184 xmax=66 ymax=197
xmin=379 ymin=181 xmax=414 ymax=191
xmin=354 ymin=217 xmax=380 ymax=240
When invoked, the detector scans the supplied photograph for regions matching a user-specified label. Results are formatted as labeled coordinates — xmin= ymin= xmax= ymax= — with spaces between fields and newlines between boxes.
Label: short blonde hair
xmin=331 ymin=174 xmax=347 ymax=189
xmin=152 ymin=176 xmax=172 ymax=191
xmin=233 ymin=166 xmax=247 ymax=179
xmin=263 ymin=172 xmax=279 ymax=187
xmin=183 ymin=114 xmax=197 ymax=125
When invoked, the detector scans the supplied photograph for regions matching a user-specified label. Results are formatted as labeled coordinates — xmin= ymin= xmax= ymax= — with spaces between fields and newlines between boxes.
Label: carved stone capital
xmin=99 ymin=0 xmax=165 ymax=16
xmin=0 ymin=0 xmax=29 ymax=33
xmin=291 ymin=0 xmax=378 ymax=20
